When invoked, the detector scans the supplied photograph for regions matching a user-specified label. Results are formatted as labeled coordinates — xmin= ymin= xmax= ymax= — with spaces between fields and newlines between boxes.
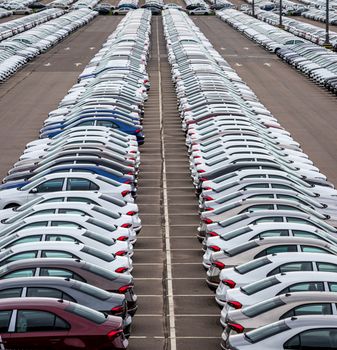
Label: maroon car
xmin=0 ymin=297 xmax=128 ymax=349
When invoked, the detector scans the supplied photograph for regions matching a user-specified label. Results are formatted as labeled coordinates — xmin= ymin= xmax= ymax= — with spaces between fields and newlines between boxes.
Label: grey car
xmin=0 ymin=276 xmax=132 ymax=335
xmin=0 ymin=257 xmax=137 ymax=314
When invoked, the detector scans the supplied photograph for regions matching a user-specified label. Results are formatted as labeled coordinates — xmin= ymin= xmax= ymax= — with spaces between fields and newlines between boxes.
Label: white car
xmin=0 ymin=191 xmax=141 ymax=232
xmin=228 ymin=315 xmax=337 ymax=350
xmin=223 ymin=271 xmax=337 ymax=313
xmin=0 ymin=226 xmax=132 ymax=256
xmin=215 ymin=252 xmax=337 ymax=306
xmin=0 ymin=213 xmax=135 ymax=243
xmin=206 ymin=236 xmax=337 ymax=287
xmin=0 ymin=172 xmax=134 ymax=209
xmin=0 ymin=241 xmax=132 ymax=274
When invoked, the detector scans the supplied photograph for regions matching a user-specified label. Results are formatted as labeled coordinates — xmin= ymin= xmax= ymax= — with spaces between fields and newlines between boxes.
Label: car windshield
xmin=65 ymin=303 xmax=106 ymax=324
xmin=242 ymin=297 xmax=286 ymax=318
xmin=241 ymin=276 xmax=281 ymax=295
xmin=245 ymin=320 xmax=290 ymax=343
xmin=235 ymin=257 xmax=272 ymax=274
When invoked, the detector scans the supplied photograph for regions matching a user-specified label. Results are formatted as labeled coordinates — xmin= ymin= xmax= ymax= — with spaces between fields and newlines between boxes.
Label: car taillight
xmin=194 ymin=155 xmax=201 ymax=159
xmin=117 ymin=236 xmax=128 ymax=241
xmin=121 ymin=190 xmax=130 ymax=197
xmin=199 ymin=177 xmax=208 ymax=181
xmin=228 ymin=322 xmax=244 ymax=333
xmin=121 ymin=223 xmax=132 ymax=228
xmin=228 ymin=301 xmax=242 ymax=309
xmin=124 ymin=180 xmax=132 ymax=184
xmin=115 ymin=267 xmax=128 ymax=273
xmin=111 ymin=305 xmax=124 ymax=314
xmin=223 ymin=279 xmax=236 ymax=288
xmin=208 ymin=231 xmax=219 ymax=237
xmin=135 ymin=128 xmax=141 ymax=134
xmin=203 ymin=196 xmax=214 ymax=201
xmin=130 ymin=150 xmax=137 ymax=154
xmin=107 ymin=329 xmax=123 ymax=340
xmin=197 ymin=169 xmax=206 ymax=173
xmin=195 ymin=162 xmax=201 ymax=166
xmin=213 ymin=261 xmax=225 ymax=269
xmin=203 ymin=218 xmax=213 ymax=224
xmin=209 ymin=245 xmax=221 ymax=252
xmin=118 ymin=285 xmax=132 ymax=294
xmin=203 ymin=187 xmax=212 ymax=190
xmin=115 ymin=251 xmax=127 ymax=256
xmin=204 ymin=207 xmax=214 ymax=211
xmin=126 ymin=211 xmax=137 ymax=216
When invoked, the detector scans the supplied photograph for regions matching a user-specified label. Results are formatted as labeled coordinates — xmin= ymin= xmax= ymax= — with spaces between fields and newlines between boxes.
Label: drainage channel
xmin=129 ymin=15 xmax=221 ymax=350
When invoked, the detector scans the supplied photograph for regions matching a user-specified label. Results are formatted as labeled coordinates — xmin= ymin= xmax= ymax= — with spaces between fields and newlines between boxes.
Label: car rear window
xmin=83 ymin=263 xmax=117 ymax=280
xmin=245 ymin=320 xmax=290 ymax=343
xmin=226 ymin=241 xmax=259 ymax=257
xmin=65 ymin=303 xmax=106 ymax=324
xmin=235 ymin=257 xmax=272 ymax=275
xmin=81 ymin=246 xmax=114 ymax=262
xmin=242 ymin=297 xmax=286 ymax=318
xmin=220 ymin=226 xmax=252 ymax=241
xmin=72 ymin=281 xmax=112 ymax=300
xmin=241 ymin=276 xmax=281 ymax=295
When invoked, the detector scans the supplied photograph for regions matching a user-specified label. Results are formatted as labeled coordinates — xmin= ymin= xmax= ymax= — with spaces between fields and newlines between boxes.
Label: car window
xmin=40 ymin=268 xmax=85 ymax=282
xmin=50 ymin=221 xmax=81 ymax=228
xmin=279 ymin=282 xmax=324 ymax=294
xmin=29 ymin=209 xmax=55 ymax=217
xmin=253 ymin=217 xmax=283 ymax=224
xmin=242 ymin=297 xmax=285 ymax=318
xmin=66 ymin=178 xmax=99 ymax=191
xmin=41 ymin=197 xmax=65 ymax=204
xmin=67 ymin=197 xmax=98 ymax=205
xmin=317 ymin=263 xmax=337 ymax=273
xmin=58 ymin=209 xmax=88 ymax=216
xmin=235 ymin=257 xmax=272 ymax=275
xmin=0 ymin=311 xmax=12 ymax=333
xmin=301 ymin=246 xmax=331 ymax=254
xmin=257 ymin=230 xmax=289 ymax=238
xmin=328 ymin=283 xmax=337 ymax=292
xmin=45 ymin=235 xmax=77 ymax=243
xmin=96 ymin=120 xmax=118 ymax=128
xmin=27 ymin=287 xmax=75 ymax=302
xmin=15 ymin=310 xmax=70 ymax=332
xmin=8 ymin=236 xmax=42 ymax=247
xmin=241 ymin=276 xmax=281 ymax=295
xmin=3 ymin=269 xmax=36 ymax=279
xmin=1 ymin=252 xmax=37 ymax=266
xmin=292 ymin=230 xmax=319 ymax=239
xmin=35 ymin=179 xmax=64 ymax=193
xmin=245 ymin=321 xmax=289 ymax=343
xmin=255 ymin=245 xmax=297 ymax=259
xmin=0 ymin=288 xmax=22 ymax=298
xmin=41 ymin=251 xmax=76 ymax=259
xmin=267 ymin=262 xmax=313 ymax=276
xmin=281 ymin=303 xmax=333 ymax=319
xmin=284 ymin=328 xmax=337 ymax=349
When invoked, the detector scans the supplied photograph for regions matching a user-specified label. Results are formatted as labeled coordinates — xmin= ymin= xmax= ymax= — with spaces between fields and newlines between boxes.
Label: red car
xmin=0 ymin=297 xmax=128 ymax=349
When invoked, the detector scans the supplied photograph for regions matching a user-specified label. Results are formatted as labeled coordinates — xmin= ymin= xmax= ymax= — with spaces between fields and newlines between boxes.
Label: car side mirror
xmin=30 ymin=188 xmax=38 ymax=194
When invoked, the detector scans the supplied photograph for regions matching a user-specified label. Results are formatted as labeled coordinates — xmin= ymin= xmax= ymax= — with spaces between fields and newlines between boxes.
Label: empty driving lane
xmin=0 ymin=16 xmax=122 ymax=179
xmin=130 ymin=15 xmax=220 ymax=350
xmin=193 ymin=16 xmax=337 ymax=185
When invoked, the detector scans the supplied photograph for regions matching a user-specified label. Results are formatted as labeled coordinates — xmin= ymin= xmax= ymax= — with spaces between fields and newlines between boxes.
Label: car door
xmin=7 ymin=309 xmax=70 ymax=349
xmin=27 ymin=179 xmax=64 ymax=202
xmin=0 ymin=310 xmax=13 ymax=348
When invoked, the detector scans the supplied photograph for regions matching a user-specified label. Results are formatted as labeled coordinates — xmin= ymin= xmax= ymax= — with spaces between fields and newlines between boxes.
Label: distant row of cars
xmin=218 ymin=9 xmax=337 ymax=94
xmin=255 ymin=9 xmax=337 ymax=47
xmin=0 ymin=8 xmax=64 ymax=41
xmin=164 ymin=8 xmax=337 ymax=350
xmin=0 ymin=9 xmax=97 ymax=83
xmin=302 ymin=7 xmax=337 ymax=24
xmin=0 ymin=8 xmax=151 ymax=349
xmin=0 ymin=7 xmax=13 ymax=17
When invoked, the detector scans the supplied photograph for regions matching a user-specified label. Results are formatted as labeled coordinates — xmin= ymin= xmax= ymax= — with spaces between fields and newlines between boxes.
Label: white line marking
xmin=264 ymin=62 xmax=271 ymax=67
xmin=235 ymin=62 xmax=242 ymax=67
xmin=157 ymin=18 xmax=177 ymax=350
xmin=243 ymin=47 xmax=249 ymax=50
xmin=64 ymin=47 xmax=70 ymax=50
xmin=75 ymin=62 xmax=82 ymax=67
xmin=220 ymin=47 xmax=226 ymax=50
xmin=90 ymin=46 xmax=95 ymax=50
xmin=44 ymin=63 xmax=51 ymax=67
